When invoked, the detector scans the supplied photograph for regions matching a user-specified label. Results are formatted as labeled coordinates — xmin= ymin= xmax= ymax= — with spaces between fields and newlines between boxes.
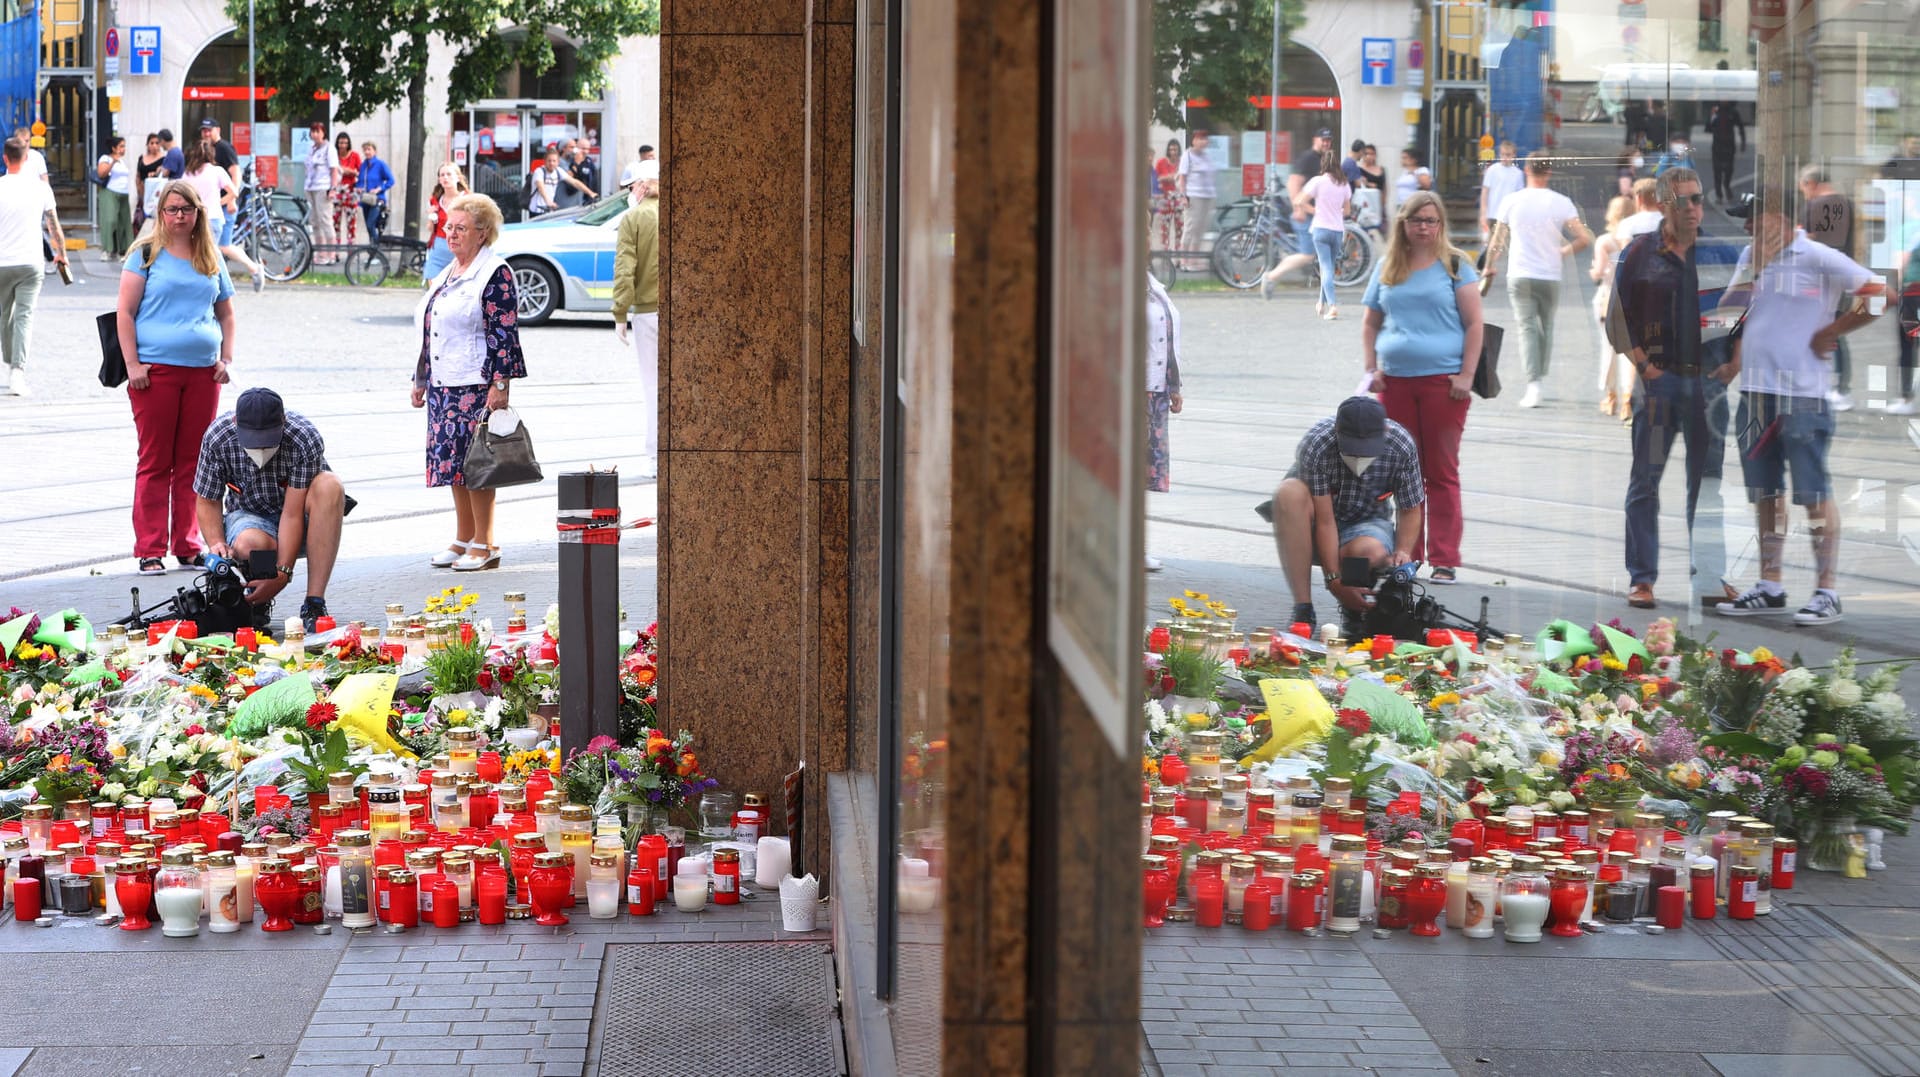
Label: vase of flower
xmin=1800 ymin=814 xmax=1857 ymax=873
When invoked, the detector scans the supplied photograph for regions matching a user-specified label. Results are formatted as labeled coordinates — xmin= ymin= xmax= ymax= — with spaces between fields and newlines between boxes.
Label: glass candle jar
xmin=711 ymin=848 xmax=741 ymax=907
xmin=293 ymin=864 xmax=325 ymax=925
xmin=1625 ymin=858 xmax=1654 ymax=917
xmin=1405 ymin=865 xmax=1448 ymax=937
xmin=21 ymin=804 xmax=52 ymax=853
xmin=1377 ymin=869 xmax=1411 ymax=930
xmin=337 ymin=831 xmax=375 ymax=929
xmin=477 ymin=865 xmax=508 ymax=925
xmin=1773 ymin=838 xmax=1797 ymax=892
xmin=114 ymin=860 xmax=154 ymax=931
xmin=431 ymin=774 xmax=465 ymax=833
xmin=1461 ymin=859 xmax=1497 ymax=939
xmin=387 ymin=870 xmax=419 ymax=928
xmin=1690 ymin=862 xmax=1717 ymax=919
xmin=1548 ymin=867 xmax=1587 ymax=937
xmin=1728 ymin=864 xmax=1759 ymax=919
xmin=586 ymin=852 xmax=622 ymax=919
xmin=255 ymin=857 xmax=298 ymax=932
xmin=1740 ymin=822 xmax=1775 ymax=915
xmin=1224 ymin=860 xmax=1253 ymax=923
xmin=1321 ymin=777 xmax=1352 ymax=814
xmin=368 ymin=786 xmax=407 ymax=847
xmin=1289 ymin=793 xmax=1323 ymax=853
xmin=441 ymin=854 xmax=475 ymax=913
xmin=1326 ymin=835 xmax=1367 ymax=933
xmin=446 ymin=727 xmax=479 ymax=776
xmin=1142 ymin=854 xmax=1173 ymax=928
xmin=204 ymin=851 xmax=241 ymax=932
xmin=529 ymin=852 xmax=572 ymax=924
xmin=155 ymin=850 xmax=202 ymax=937
xmin=1185 ymin=731 xmax=1224 ymax=782
xmin=559 ymin=805 xmax=594 ymax=897
xmin=431 ymin=879 xmax=461 ymax=928
xmin=1501 ymin=857 xmax=1551 ymax=943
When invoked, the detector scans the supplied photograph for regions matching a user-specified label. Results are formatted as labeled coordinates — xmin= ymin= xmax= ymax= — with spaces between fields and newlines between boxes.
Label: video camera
xmin=1338 ymin=557 xmax=1500 ymax=644
xmin=114 ymin=551 xmax=278 ymax=635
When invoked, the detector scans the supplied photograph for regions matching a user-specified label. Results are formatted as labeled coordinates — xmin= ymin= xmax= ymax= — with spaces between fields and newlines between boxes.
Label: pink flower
xmin=586 ymin=735 xmax=619 ymax=754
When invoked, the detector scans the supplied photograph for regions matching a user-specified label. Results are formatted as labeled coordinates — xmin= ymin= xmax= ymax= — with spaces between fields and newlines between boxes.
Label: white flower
xmin=1547 ymin=790 xmax=1577 ymax=811
xmin=1869 ymin=692 xmax=1908 ymax=725
xmin=1775 ymin=668 xmax=1817 ymax=696
xmin=99 ymin=781 xmax=126 ymax=801
xmin=1825 ymin=678 xmax=1863 ymax=708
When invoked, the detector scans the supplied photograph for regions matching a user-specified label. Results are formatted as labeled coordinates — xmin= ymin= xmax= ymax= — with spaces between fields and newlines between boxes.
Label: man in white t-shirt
xmin=1620 ymin=177 xmax=1663 ymax=237
xmin=1479 ymin=141 xmax=1523 ymax=237
xmin=1485 ymin=152 xmax=1593 ymax=408
xmin=0 ymin=138 xmax=65 ymax=397
xmin=5 ymin=126 xmax=47 ymax=183
xmin=1177 ymin=130 xmax=1218 ymax=253
xmin=1714 ymin=201 xmax=1882 ymax=626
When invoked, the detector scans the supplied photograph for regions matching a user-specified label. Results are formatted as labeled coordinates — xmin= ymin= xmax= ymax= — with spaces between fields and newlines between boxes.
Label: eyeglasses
xmin=1671 ymin=193 xmax=1705 ymax=207
xmin=162 ymin=205 xmax=198 ymax=217
xmin=1405 ymin=217 xmax=1443 ymax=228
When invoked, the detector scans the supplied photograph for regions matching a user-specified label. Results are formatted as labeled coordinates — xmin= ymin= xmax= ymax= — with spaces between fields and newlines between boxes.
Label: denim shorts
xmin=225 ymin=509 xmax=281 ymax=543
xmin=1736 ymin=392 xmax=1833 ymax=506
xmin=217 ymin=214 xmax=234 ymax=247
xmin=1337 ymin=516 xmax=1395 ymax=551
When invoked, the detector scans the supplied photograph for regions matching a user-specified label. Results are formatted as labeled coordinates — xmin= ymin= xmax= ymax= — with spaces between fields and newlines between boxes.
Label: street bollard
xmin=557 ymin=470 xmax=622 ymax=756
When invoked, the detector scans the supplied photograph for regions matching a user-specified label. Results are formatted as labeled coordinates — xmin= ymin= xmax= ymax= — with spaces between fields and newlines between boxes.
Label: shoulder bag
xmin=96 ymin=311 xmax=127 ymax=388
xmin=462 ymin=407 xmax=543 ymax=490
xmin=1454 ymin=254 xmax=1503 ymax=399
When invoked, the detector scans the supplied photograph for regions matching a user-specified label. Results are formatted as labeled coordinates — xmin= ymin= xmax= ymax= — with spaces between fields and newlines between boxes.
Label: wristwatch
xmin=276 ymin=564 xmax=295 ymax=578
xmin=491 ymin=378 xmax=508 ymax=391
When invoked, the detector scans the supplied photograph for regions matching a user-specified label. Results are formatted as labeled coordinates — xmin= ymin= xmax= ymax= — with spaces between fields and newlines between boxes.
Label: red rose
xmin=184 ymin=724 xmax=205 ymax=737
xmin=477 ymin=669 xmax=494 ymax=692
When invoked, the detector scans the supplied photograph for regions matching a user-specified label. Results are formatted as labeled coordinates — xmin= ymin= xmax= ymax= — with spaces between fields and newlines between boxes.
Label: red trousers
xmin=129 ymin=363 xmax=219 ymax=559
xmin=1380 ymin=373 xmax=1469 ymax=568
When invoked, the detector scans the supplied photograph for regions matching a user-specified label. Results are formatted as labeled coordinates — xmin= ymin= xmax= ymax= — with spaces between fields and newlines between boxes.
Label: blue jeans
xmin=1624 ymin=371 xmax=1728 ymax=588
xmin=423 ymin=237 xmax=453 ymax=282
xmin=1311 ymin=226 xmax=1342 ymax=306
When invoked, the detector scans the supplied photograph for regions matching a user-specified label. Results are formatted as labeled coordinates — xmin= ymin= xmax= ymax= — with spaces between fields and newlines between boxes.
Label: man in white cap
xmin=612 ymin=159 xmax=660 ymax=477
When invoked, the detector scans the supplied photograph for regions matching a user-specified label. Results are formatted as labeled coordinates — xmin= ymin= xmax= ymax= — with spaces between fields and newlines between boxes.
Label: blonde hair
xmin=1604 ymin=194 xmax=1635 ymax=232
xmin=1378 ymin=191 xmax=1467 ymax=286
xmin=132 ymin=180 xmax=222 ymax=276
xmin=432 ymin=164 xmax=470 ymax=202
xmin=443 ymin=192 xmax=503 ymax=247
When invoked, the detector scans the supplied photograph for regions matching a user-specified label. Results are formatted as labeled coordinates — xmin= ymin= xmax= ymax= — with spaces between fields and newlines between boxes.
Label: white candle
xmin=104 ymin=877 xmax=122 ymax=917
xmin=235 ymin=861 xmax=256 ymax=923
xmin=899 ymin=876 xmax=939 ymax=913
xmin=756 ymin=838 xmax=792 ymax=889
xmin=586 ymin=879 xmax=620 ymax=919
xmin=672 ymin=875 xmax=707 ymax=912
xmin=1502 ymin=892 xmax=1551 ymax=943
xmin=208 ymin=884 xmax=240 ymax=933
xmin=156 ymin=886 xmax=203 ymax=937
xmin=323 ymin=866 xmax=343 ymax=919
xmin=678 ymin=855 xmax=710 ymax=878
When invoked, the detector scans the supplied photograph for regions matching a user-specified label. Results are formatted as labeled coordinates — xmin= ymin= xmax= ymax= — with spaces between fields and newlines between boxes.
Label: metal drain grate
xmin=596 ymin=942 xmax=843 ymax=1076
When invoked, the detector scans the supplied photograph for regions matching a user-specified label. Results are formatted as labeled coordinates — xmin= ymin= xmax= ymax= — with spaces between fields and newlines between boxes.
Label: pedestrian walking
xmin=611 ymin=160 xmax=660 ymax=478
xmin=1360 ymin=191 xmax=1483 ymax=584
xmin=1606 ymin=168 xmax=1729 ymax=612
xmin=133 ymin=132 xmax=166 ymax=233
xmin=1394 ymin=148 xmax=1429 ymax=210
xmin=0 ymin=138 xmax=63 ymax=397
xmin=1151 ymin=139 xmax=1186 ymax=252
xmin=411 ymin=193 xmax=527 ymax=572
xmin=1288 ymin=129 xmax=1333 ymax=208
xmin=1890 ymin=232 xmax=1920 ymax=415
xmin=182 ymin=140 xmax=266 ymax=291
xmin=1484 ymin=151 xmax=1592 ymax=408
xmin=1144 ymin=270 xmax=1183 ymax=573
xmin=1798 ymin=165 xmax=1857 ymax=411
xmin=304 ymin=123 xmax=341 ymax=263
xmin=1715 ymin=199 xmax=1884 ymax=625
xmin=115 ymin=180 xmax=234 ymax=572
xmin=1588 ymin=193 xmax=1638 ymax=418
xmin=1259 ymin=154 xmax=1352 ymax=318
xmin=1353 ymin=144 xmax=1386 ymax=236
xmin=1705 ymin=91 xmax=1745 ymax=202
xmin=94 ymin=136 xmax=132 ymax=260
xmin=1178 ymin=130 xmax=1218 ymax=255
xmin=1479 ymin=141 xmax=1523 ymax=240
xmin=422 ymin=164 xmax=470 ymax=285
xmin=331 ymin=132 xmax=361 ymax=246
xmin=356 ymin=142 xmax=395 ymax=238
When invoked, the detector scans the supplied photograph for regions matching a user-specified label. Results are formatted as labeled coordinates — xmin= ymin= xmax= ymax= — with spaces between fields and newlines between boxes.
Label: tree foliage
xmin=1151 ymin=0 xmax=1306 ymax=132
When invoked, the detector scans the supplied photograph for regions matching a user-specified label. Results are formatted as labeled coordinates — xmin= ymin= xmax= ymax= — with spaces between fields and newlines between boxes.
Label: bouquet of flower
xmin=1312 ymin=708 xmax=1392 ymax=801
xmin=1557 ymin=727 xmax=1644 ymax=812
xmin=617 ymin=626 xmax=659 ymax=744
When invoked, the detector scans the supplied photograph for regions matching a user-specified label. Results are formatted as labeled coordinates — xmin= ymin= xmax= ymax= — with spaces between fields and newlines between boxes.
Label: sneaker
xmin=1716 ymin=585 xmax=1790 ymax=616
xmin=1794 ymin=591 xmax=1844 ymax=625
xmin=7 ymin=367 xmax=25 ymax=397
xmin=298 ymin=596 xmax=330 ymax=633
xmin=1518 ymin=381 xmax=1542 ymax=409
xmin=252 ymin=272 xmax=265 ymax=294
xmin=1828 ymin=390 xmax=1855 ymax=412
xmin=1887 ymin=396 xmax=1918 ymax=416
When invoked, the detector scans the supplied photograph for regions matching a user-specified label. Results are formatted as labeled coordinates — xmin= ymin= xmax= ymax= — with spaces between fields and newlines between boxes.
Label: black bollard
xmin=557 ymin=470 xmax=622 ymax=757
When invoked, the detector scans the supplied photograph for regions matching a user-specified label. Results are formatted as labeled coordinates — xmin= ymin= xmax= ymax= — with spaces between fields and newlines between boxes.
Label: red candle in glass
xmin=14 ymin=878 xmax=41 ymax=921
xmin=476 ymin=752 xmax=504 ymax=784
xmin=235 ymin=627 xmax=258 ymax=652
xmin=1655 ymin=885 xmax=1686 ymax=929
xmin=1772 ymin=839 xmax=1797 ymax=891
xmin=1451 ymin=820 xmax=1484 ymax=857
xmin=1727 ymin=867 xmax=1758 ymax=920
xmin=294 ymin=866 xmax=325 ymax=924
xmin=114 ymin=868 xmax=153 ymax=930
xmin=1377 ymin=871 xmax=1410 ymax=929
xmin=1370 ymin=634 xmax=1395 ymax=660
xmin=1147 ymin=625 xmax=1170 ymax=654
xmin=528 ymin=852 xmax=572 ymax=926
xmin=1158 ymin=755 xmax=1187 ymax=789
xmin=432 ymin=879 xmax=461 ymax=927
xmin=255 ymin=861 xmax=299 ymax=932
xmin=1285 ymin=875 xmax=1320 ymax=932
xmin=1548 ymin=871 xmax=1587 ymax=937
xmin=388 ymin=873 xmax=419 ymax=928
xmin=628 ymin=863 xmax=656 ymax=917
xmin=1242 ymin=877 xmax=1272 ymax=931
xmin=1288 ymin=621 xmax=1312 ymax=639
xmin=1193 ymin=871 xmax=1225 ymax=928
xmin=1403 ymin=868 xmax=1446 ymax=937
xmin=477 ymin=871 xmax=508 ymax=925
xmin=1690 ymin=865 xmax=1717 ymax=920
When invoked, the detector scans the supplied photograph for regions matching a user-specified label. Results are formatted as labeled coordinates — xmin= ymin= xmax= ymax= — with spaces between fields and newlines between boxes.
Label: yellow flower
xmin=1641 ymin=682 xmax=1660 ymax=700
xmin=1181 ymin=609 xmax=1206 ymax=618
xmin=1430 ymin=692 xmax=1462 ymax=708
xmin=1183 ymin=590 xmax=1200 ymax=598
xmin=1539 ymin=751 xmax=1562 ymax=768
xmin=1169 ymin=598 xmax=1188 ymax=609
xmin=1750 ymin=646 xmax=1774 ymax=663
xmin=460 ymin=594 xmax=479 ymax=609
xmin=447 ymin=709 xmax=470 ymax=725
xmin=1601 ymin=655 xmax=1626 ymax=671
xmin=1384 ymin=674 xmax=1404 ymax=684
xmin=1184 ymin=712 xmax=1212 ymax=730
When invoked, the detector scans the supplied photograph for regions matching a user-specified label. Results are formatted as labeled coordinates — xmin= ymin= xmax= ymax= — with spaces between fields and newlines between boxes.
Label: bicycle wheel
xmin=344 ymin=246 xmax=390 ymax=287
xmin=1149 ymin=251 xmax=1178 ymax=289
xmin=1211 ymin=226 xmax=1273 ymax=290
xmin=255 ymin=220 xmax=311 ymax=281
xmin=1334 ymin=226 xmax=1375 ymax=287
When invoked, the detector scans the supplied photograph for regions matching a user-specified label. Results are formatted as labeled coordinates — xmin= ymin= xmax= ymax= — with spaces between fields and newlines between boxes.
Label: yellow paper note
xmin=1244 ymin=678 xmax=1335 ymax=763
xmin=327 ymin=672 xmax=415 ymax=758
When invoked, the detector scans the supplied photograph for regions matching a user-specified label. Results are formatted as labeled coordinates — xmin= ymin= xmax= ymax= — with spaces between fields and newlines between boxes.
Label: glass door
xmin=454 ymin=106 xmax=606 ymax=222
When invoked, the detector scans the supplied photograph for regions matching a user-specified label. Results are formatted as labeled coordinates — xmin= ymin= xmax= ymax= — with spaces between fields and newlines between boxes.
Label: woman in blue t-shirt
xmin=116 ymin=180 xmax=237 ymax=576
xmin=1359 ymin=190 xmax=1484 ymax=583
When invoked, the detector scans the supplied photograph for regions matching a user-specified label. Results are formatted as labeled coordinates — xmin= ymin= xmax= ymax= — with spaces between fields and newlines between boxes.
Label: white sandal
xmin=430 ymin=541 xmax=476 ymax=568
xmin=452 ymin=545 xmax=501 ymax=572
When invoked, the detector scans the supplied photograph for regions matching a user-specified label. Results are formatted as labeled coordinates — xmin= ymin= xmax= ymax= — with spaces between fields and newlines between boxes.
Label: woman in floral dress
xmin=331 ymin=132 xmax=361 ymax=246
xmin=411 ymin=193 xmax=526 ymax=571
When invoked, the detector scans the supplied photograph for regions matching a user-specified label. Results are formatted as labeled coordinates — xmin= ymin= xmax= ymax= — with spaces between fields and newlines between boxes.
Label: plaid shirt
xmin=1291 ymin=416 xmax=1425 ymax=527
xmin=193 ymin=411 xmax=331 ymax=518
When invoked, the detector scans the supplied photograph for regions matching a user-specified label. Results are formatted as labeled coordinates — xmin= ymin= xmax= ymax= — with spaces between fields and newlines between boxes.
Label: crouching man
xmin=1270 ymin=396 xmax=1425 ymax=633
xmin=193 ymin=387 xmax=347 ymax=631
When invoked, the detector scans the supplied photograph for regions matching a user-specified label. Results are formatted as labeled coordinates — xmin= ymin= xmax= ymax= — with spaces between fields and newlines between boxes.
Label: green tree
xmin=229 ymin=0 xmax=659 ymax=237
xmin=1152 ymin=0 xmax=1306 ymax=132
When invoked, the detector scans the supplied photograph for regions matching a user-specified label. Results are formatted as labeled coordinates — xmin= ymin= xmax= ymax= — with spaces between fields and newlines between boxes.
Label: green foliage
xmin=1312 ymin=727 xmax=1391 ymax=801
xmin=282 ymin=725 xmax=357 ymax=795
xmin=424 ymin=638 xmax=485 ymax=696
xmin=1161 ymin=640 xmax=1225 ymax=699
xmin=1152 ymin=0 xmax=1307 ymax=131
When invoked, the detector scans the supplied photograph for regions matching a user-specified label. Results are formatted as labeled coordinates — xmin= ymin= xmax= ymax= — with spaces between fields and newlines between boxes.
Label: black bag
xmin=96 ymin=311 xmax=127 ymax=388
xmin=461 ymin=408 xmax=543 ymax=490
xmin=1473 ymin=323 xmax=1504 ymax=400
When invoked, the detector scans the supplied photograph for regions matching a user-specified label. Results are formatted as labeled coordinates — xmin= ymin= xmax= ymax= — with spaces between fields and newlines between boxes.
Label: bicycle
xmin=1211 ymin=191 xmax=1376 ymax=291
xmin=231 ymin=169 xmax=313 ymax=282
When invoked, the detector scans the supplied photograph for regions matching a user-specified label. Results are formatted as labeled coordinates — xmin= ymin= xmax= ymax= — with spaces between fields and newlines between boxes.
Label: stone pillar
xmin=657 ymin=0 xmax=852 ymax=875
